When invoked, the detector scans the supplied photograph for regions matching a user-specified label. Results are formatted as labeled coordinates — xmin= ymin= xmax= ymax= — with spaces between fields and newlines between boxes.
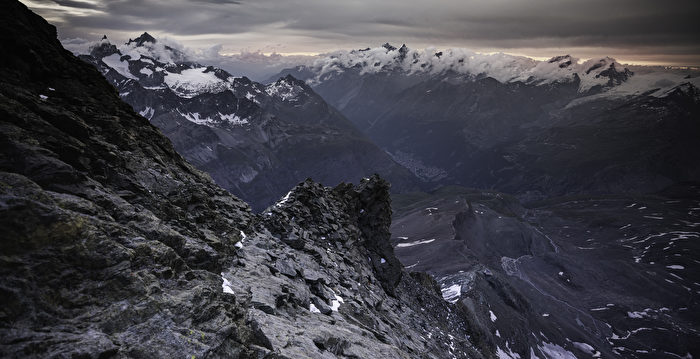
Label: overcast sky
xmin=22 ymin=0 xmax=700 ymax=66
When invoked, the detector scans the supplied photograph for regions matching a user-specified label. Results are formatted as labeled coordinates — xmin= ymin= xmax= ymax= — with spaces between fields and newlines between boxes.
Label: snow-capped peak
xmin=265 ymin=75 xmax=306 ymax=102
xmin=120 ymin=37 xmax=188 ymax=64
xmin=89 ymin=35 xmax=119 ymax=58
xmin=86 ymin=32 xmax=258 ymax=99
xmin=305 ymin=44 xmax=636 ymax=93
xmin=576 ymin=57 xmax=633 ymax=91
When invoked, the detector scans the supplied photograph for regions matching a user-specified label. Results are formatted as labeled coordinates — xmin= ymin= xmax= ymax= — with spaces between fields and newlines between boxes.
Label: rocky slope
xmin=75 ymin=35 xmax=419 ymax=211
xmin=390 ymin=185 xmax=700 ymax=358
xmin=0 ymin=2 xmax=489 ymax=358
xmin=272 ymin=44 xmax=700 ymax=200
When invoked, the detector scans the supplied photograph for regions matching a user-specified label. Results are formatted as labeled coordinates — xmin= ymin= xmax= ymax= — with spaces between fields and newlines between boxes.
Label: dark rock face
xmin=0 ymin=2 xmax=489 ymax=358
xmin=128 ymin=32 xmax=157 ymax=46
xmin=0 ymin=2 xmax=253 ymax=357
xmin=76 ymin=34 xmax=420 ymax=211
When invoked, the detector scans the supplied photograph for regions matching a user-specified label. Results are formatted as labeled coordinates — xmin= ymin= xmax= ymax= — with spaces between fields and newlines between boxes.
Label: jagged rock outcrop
xmin=1 ymin=2 xmax=253 ymax=357
xmin=0 ymin=2 xmax=486 ymax=358
xmin=232 ymin=177 xmax=485 ymax=358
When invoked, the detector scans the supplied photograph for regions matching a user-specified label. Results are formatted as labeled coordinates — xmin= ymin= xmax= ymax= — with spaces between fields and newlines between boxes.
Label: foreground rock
xmin=0 ymin=2 xmax=485 ymax=358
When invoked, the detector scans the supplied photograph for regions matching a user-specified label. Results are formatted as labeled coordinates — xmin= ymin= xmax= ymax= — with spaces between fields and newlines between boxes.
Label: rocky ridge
xmin=0 ymin=2 xmax=486 ymax=358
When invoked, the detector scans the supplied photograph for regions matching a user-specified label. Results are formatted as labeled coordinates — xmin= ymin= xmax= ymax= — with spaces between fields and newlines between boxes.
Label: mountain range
xmin=2 ymin=1 xmax=698 ymax=357
xmin=272 ymin=43 xmax=700 ymax=201
xmin=77 ymin=35 xmax=420 ymax=210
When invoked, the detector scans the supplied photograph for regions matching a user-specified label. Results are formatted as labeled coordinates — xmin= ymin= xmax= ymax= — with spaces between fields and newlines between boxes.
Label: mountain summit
xmin=127 ymin=31 xmax=157 ymax=46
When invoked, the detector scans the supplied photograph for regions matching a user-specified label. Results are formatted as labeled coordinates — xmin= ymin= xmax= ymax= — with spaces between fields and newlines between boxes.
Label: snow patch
xmin=218 ymin=112 xmax=249 ymax=125
xmin=179 ymin=111 xmax=213 ymax=126
xmin=102 ymin=53 xmax=138 ymax=80
xmin=164 ymin=67 xmax=228 ymax=98
xmin=275 ymin=190 xmax=293 ymax=207
xmin=573 ymin=342 xmax=600 ymax=358
xmin=396 ymin=238 xmax=436 ymax=248
xmin=330 ymin=294 xmax=344 ymax=311
xmin=221 ymin=273 xmax=234 ymax=294
xmin=441 ymin=284 xmax=461 ymax=304
xmin=244 ymin=91 xmax=259 ymax=103
xmin=496 ymin=343 xmax=521 ymax=359
xmin=265 ymin=78 xmax=303 ymax=101
xmin=234 ymin=230 xmax=246 ymax=249
xmin=537 ymin=342 xmax=577 ymax=359
xmin=627 ymin=310 xmax=649 ymax=319
xmin=138 ymin=106 xmax=154 ymax=120
xmin=177 ymin=110 xmax=247 ymax=127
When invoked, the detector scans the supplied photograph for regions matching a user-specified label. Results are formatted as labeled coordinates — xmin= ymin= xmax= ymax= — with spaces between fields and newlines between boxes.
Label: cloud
xmin=206 ymin=51 xmax=318 ymax=81
xmin=60 ymin=36 xmax=102 ymax=54
xmin=22 ymin=0 xmax=700 ymax=66
xmin=60 ymin=34 xmax=317 ymax=81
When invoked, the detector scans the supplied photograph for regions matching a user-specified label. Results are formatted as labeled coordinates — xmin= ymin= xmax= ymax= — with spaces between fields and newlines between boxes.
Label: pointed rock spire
xmin=127 ymin=32 xmax=157 ymax=46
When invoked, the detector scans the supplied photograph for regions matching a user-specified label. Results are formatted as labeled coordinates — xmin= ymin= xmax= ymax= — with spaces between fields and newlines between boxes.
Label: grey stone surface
xmin=0 ymin=3 xmax=488 ymax=358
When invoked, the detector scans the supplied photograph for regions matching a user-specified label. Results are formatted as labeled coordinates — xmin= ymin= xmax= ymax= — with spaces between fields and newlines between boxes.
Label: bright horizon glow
xmin=216 ymin=48 xmax=700 ymax=68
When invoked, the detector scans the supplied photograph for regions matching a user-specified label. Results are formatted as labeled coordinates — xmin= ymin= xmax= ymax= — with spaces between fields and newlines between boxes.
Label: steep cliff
xmin=0 ymin=2 xmax=485 ymax=358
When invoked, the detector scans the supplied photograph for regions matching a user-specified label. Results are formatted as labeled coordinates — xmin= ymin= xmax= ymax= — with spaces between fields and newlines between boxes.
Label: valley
xmin=391 ymin=185 xmax=700 ymax=358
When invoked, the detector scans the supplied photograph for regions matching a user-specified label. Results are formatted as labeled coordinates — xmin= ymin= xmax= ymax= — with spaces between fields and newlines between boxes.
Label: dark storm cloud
xmin=22 ymin=0 xmax=700 ymax=65
xmin=51 ymin=0 xmax=100 ymax=9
